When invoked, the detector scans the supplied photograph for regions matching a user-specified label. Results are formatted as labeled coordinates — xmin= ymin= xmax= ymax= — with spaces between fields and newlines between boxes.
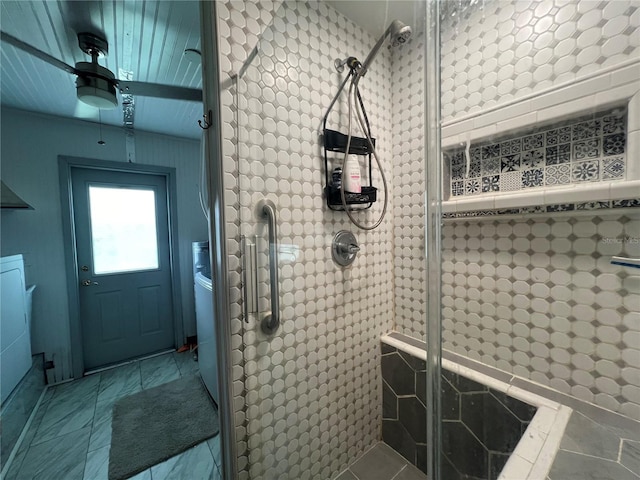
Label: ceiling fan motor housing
xmin=78 ymin=32 xmax=108 ymax=57
xmin=75 ymin=61 xmax=118 ymax=109
xmin=73 ymin=32 xmax=118 ymax=109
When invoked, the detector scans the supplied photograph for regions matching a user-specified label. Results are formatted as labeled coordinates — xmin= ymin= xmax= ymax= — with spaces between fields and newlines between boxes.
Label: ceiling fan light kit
xmin=1 ymin=28 xmax=202 ymax=120
xmin=75 ymin=61 xmax=118 ymax=109
xmin=74 ymin=33 xmax=118 ymax=109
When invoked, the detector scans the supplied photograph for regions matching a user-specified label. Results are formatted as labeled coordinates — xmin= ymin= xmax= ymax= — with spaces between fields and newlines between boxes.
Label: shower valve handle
xmin=343 ymin=243 xmax=360 ymax=255
xmin=332 ymin=231 xmax=360 ymax=267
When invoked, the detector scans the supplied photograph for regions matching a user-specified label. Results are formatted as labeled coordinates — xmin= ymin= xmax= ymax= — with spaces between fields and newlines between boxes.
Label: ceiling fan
xmin=0 ymin=31 xmax=202 ymax=109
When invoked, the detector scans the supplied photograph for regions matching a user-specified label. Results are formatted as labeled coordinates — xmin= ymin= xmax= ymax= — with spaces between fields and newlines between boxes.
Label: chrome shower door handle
xmin=257 ymin=199 xmax=280 ymax=335
xmin=241 ymin=236 xmax=258 ymax=319
xmin=611 ymin=256 xmax=640 ymax=269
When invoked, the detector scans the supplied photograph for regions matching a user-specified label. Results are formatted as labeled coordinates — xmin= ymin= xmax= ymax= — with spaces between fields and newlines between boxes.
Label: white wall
xmin=0 ymin=107 xmax=206 ymax=380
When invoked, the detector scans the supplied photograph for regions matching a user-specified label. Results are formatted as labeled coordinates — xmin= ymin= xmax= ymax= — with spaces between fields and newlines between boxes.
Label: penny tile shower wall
xmin=216 ymin=1 xmax=640 ymax=477
xmin=391 ymin=0 xmax=640 ymax=421
xmin=391 ymin=32 xmax=427 ymax=341
xmin=217 ymin=2 xmax=283 ymax=477
xmin=219 ymin=1 xmax=395 ymax=479
xmin=441 ymin=0 xmax=640 ymax=122
xmin=442 ymin=215 xmax=640 ymax=420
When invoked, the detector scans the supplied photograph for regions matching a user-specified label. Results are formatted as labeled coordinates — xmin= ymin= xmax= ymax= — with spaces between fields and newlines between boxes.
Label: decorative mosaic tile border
xmin=443 ymin=198 xmax=640 ymax=219
xmin=445 ymin=108 xmax=628 ymax=199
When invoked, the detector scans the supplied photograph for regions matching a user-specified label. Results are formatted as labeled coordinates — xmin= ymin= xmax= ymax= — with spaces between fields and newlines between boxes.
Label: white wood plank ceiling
xmin=0 ymin=1 xmax=203 ymax=139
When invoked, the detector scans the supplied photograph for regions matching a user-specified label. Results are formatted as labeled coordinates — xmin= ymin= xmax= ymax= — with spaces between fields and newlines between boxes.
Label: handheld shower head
xmin=358 ymin=19 xmax=413 ymax=77
xmin=390 ymin=19 xmax=412 ymax=47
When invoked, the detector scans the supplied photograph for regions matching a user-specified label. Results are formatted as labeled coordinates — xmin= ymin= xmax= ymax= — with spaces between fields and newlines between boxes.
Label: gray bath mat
xmin=109 ymin=375 xmax=219 ymax=480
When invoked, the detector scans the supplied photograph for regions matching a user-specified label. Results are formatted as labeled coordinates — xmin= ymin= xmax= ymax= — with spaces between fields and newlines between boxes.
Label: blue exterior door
xmin=71 ymin=167 xmax=175 ymax=370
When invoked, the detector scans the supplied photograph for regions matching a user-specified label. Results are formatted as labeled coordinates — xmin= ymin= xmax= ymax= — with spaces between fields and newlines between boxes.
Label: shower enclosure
xmin=220 ymin=2 xmax=440 ymax=478
xmin=202 ymin=0 xmax=640 ymax=479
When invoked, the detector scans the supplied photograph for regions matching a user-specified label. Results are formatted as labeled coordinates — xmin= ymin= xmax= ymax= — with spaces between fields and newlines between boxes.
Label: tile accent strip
xmin=445 ymin=108 xmax=628 ymax=200
xmin=443 ymin=198 xmax=640 ymax=219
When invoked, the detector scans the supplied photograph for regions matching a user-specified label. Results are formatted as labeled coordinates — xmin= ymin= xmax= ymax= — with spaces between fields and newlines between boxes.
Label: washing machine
xmin=192 ymin=242 xmax=218 ymax=405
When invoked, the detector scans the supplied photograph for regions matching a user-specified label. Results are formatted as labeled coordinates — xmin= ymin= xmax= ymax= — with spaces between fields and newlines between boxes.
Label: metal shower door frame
xmin=424 ymin=1 xmax=443 ymax=479
xmin=199 ymin=2 xmax=237 ymax=479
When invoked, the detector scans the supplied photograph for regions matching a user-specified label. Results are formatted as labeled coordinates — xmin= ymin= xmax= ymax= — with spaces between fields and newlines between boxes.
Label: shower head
xmin=390 ymin=19 xmax=412 ymax=47
xmin=358 ymin=19 xmax=412 ymax=77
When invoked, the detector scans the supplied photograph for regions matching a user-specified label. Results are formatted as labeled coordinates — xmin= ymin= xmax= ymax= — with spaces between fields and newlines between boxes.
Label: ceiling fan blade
xmin=0 ymin=31 xmax=77 ymax=75
xmin=117 ymin=80 xmax=202 ymax=102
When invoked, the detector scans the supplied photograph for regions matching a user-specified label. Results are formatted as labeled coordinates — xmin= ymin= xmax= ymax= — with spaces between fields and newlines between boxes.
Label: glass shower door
xmin=232 ymin=1 xmax=441 ymax=479
xmin=235 ymin=10 xmax=320 ymax=477
xmin=436 ymin=1 xmax=640 ymax=480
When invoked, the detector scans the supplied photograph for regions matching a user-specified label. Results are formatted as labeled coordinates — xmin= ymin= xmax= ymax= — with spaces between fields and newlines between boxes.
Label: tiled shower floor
xmin=548 ymin=410 xmax=640 ymax=480
xmin=4 ymin=351 xmax=222 ymax=480
xmin=335 ymin=443 xmax=428 ymax=480
xmin=335 ymin=406 xmax=640 ymax=480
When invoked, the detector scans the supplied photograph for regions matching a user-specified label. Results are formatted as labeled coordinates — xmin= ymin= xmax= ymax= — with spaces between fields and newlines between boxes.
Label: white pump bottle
xmin=343 ymin=155 xmax=362 ymax=193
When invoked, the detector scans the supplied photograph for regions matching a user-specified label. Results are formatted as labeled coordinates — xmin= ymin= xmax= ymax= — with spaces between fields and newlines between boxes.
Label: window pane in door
xmin=88 ymin=186 xmax=159 ymax=274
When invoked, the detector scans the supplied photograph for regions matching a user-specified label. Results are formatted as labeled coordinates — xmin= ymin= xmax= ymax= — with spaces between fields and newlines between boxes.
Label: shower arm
xmin=357 ymin=23 xmax=395 ymax=78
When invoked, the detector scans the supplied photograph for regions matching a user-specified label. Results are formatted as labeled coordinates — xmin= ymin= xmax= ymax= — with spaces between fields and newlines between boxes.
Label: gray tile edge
xmin=334 ymin=468 xmax=359 ymax=480
xmin=510 ymin=378 xmax=640 ymax=434
xmin=0 ymin=384 xmax=51 ymax=478
xmin=391 ymin=462 xmax=429 ymax=480
xmin=387 ymin=332 xmax=426 ymax=351
xmin=350 ymin=442 xmax=408 ymax=479
xmin=443 ymin=350 xmax=515 ymax=384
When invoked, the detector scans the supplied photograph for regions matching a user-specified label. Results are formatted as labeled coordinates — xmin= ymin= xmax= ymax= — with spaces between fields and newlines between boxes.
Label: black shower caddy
xmin=322 ymin=70 xmax=377 ymax=211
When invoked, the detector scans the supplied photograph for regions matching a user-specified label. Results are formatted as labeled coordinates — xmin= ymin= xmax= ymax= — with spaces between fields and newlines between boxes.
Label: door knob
xmin=81 ymin=279 xmax=99 ymax=286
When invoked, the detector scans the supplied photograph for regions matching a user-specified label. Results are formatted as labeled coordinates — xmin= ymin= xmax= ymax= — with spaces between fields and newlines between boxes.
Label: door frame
xmin=59 ymin=155 xmax=184 ymax=378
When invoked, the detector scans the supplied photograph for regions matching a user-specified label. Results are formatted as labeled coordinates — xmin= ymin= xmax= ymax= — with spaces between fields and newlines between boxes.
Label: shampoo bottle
xmin=343 ymin=155 xmax=361 ymax=193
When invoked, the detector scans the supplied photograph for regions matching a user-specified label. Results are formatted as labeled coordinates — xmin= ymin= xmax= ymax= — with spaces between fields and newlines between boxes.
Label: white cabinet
xmin=1 ymin=255 xmax=31 ymax=405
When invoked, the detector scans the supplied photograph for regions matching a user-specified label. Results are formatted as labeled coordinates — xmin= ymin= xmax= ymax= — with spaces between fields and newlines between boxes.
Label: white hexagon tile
xmin=441 ymin=215 xmax=640 ymax=420
xmin=441 ymin=0 xmax=640 ymax=121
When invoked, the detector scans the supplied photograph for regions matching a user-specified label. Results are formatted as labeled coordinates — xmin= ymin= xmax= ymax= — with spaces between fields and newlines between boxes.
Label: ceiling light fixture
xmin=76 ymin=70 xmax=118 ymax=109
xmin=75 ymin=33 xmax=118 ymax=109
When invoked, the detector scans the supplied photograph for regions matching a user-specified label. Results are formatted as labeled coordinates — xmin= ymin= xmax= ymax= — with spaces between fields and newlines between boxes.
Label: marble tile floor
xmin=4 ymin=351 xmax=222 ymax=480
xmin=548 ymin=409 xmax=640 ymax=480
xmin=335 ymin=443 xmax=428 ymax=480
